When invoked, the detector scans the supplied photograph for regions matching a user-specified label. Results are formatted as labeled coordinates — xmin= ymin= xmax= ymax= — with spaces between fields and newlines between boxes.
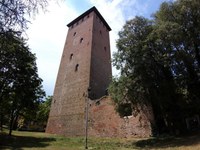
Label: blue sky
xmin=27 ymin=0 xmax=170 ymax=96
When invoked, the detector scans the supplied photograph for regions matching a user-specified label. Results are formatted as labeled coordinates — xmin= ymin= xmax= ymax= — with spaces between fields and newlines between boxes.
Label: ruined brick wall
xmin=88 ymin=96 xmax=154 ymax=138
xmin=46 ymin=7 xmax=153 ymax=138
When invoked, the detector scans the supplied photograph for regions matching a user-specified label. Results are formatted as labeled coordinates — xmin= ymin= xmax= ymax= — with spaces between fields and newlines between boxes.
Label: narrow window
xmin=87 ymin=14 xmax=89 ymax=18
xmin=82 ymin=18 xmax=84 ymax=22
xmin=104 ymin=46 xmax=107 ymax=52
xmin=80 ymin=38 xmax=83 ymax=43
xmin=75 ymin=64 xmax=79 ymax=71
xmin=73 ymin=32 xmax=76 ymax=36
xmin=100 ymin=30 xmax=102 ymax=35
xmin=70 ymin=53 xmax=73 ymax=60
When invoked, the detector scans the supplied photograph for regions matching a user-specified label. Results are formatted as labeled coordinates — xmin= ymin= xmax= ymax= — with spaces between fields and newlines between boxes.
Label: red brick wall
xmin=46 ymin=8 xmax=153 ymax=138
xmin=89 ymin=12 xmax=112 ymax=99
xmin=46 ymin=12 xmax=94 ymax=136
xmin=46 ymin=9 xmax=112 ymax=136
xmin=88 ymin=96 xmax=154 ymax=138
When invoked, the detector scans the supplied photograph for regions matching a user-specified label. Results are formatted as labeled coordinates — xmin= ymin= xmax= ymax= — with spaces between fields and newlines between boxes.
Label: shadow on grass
xmin=0 ymin=132 xmax=56 ymax=150
xmin=134 ymin=131 xmax=200 ymax=149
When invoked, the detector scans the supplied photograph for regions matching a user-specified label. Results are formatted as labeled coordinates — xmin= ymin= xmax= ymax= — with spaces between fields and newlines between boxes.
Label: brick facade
xmin=46 ymin=7 xmax=112 ymax=136
xmin=46 ymin=7 xmax=153 ymax=137
xmin=88 ymin=96 xmax=154 ymax=138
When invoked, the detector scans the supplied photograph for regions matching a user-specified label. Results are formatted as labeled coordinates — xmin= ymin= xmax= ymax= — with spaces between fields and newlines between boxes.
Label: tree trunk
xmin=13 ymin=114 xmax=19 ymax=130
xmin=0 ymin=112 xmax=3 ymax=131
xmin=9 ymin=109 xmax=15 ymax=136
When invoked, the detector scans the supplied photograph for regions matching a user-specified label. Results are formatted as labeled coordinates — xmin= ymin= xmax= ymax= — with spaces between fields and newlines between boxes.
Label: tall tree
xmin=0 ymin=31 xmax=45 ymax=135
xmin=154 ymin=0 xmax=200 ymax=113
xmin=110 ymin=0 xmax=200 ymax=135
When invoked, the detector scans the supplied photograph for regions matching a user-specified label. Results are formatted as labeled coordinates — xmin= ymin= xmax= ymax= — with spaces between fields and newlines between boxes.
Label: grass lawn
xmin=1 ymin=129 xmax=200 ymax=150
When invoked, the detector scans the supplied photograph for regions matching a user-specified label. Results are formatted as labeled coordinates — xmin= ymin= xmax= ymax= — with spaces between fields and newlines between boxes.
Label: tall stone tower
xmin=46 ymin=6 xmax=112 ymax=136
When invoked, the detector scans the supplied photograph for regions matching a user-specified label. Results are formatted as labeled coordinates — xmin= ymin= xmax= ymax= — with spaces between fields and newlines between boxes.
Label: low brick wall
xmin=88 ymin=96 xmax=154 ymax=138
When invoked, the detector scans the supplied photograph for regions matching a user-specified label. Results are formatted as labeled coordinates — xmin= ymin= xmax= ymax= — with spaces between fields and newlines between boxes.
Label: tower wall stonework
xmin=90 ymin=12 xmax=112 ymax=99
xmin=46 ymin=7 xmax=112 ymax=136
xmin=46 ymin=7 xmax=153 ymax=137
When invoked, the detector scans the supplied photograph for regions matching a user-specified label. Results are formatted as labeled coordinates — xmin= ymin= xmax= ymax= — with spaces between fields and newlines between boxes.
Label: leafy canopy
xmin=109 ymin=0 xmax=200 ymax=134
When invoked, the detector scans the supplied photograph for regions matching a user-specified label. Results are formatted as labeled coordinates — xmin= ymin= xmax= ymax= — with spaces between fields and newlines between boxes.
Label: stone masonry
xmin=46 ymin=6 xmax=153 ymax=137
xmin=46 ymin=7 xmax=112 ymax=136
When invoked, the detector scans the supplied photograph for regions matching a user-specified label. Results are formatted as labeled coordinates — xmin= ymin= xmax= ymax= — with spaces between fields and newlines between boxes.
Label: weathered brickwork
xmin=46 ymin=6 xmax=154 ymax=137
xmin=88 ymin=96 xmax=154 ymax=138
xmin=46 ymin=7 xmax=112 ymax=136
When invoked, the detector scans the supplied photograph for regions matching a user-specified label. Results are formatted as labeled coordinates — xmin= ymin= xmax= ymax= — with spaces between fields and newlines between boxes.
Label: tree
xmin=0 ymin=31 xmax=45 ymax=135
xmin=109 ymin=0 xmax=200 ymax=135
xmin=0 ymin=0 xmax=48 ymax=33
xmin=36 ymin=96 xmax=52 ymax=123
xmin=154 ymin=0 xmax=200 ymax=112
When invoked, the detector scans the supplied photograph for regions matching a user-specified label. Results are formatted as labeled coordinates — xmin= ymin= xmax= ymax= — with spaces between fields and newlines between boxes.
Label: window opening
xmin=75 ymin=64 xmax=79 ymax=71
xmin=100 ymin=30 xmax=102 ymax=35
xmin=87 ymin=14 xmax=89 ymax=18
xmin=80 ymin=38 xmax=83 ymax=43
xmin=104 ymin=46 xmax=107 ymax=52
xmin=117 ymin=103 xmax=132 ymax=117
xmin=70 ymin=53 xmax=73 ymax=60
xmin=73 ymin=32 xmax=76 ymax=36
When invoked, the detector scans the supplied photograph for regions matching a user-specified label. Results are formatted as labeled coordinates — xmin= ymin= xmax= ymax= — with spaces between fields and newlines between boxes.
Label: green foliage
xmin=0 ymin=31 xmax=45 ymax=135
xmin=36 ymin=96 xmax=52 ymax=122
xmin=109 ymin=0 xmax=200 ymax=134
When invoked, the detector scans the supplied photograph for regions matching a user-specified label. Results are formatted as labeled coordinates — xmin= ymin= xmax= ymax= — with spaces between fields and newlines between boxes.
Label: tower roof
xmin=67 ymin=6 xmax=111 ymax=31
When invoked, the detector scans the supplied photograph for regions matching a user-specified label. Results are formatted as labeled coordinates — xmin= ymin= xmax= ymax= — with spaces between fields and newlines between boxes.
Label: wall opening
xmin=75 ymin=64 xmax=79 ymax=71
xmin=104 ymin=46 xmax=107 ymax=52
xmin=80 ymin=38 xmax=83 ymax=43
xmin=70 ymin=53 xmax=73 ymax=60
xmin=117 ymin=103 xmax=132 ymax=117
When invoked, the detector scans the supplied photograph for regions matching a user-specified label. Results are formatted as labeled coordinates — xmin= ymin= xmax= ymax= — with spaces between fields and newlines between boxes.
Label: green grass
xmin=1 ymin=129 xmax=200 ymax=150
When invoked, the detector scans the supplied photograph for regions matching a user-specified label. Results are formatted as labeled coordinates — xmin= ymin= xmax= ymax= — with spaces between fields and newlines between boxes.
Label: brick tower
xmin=46 ymin=7 xmax=112 ymax=136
